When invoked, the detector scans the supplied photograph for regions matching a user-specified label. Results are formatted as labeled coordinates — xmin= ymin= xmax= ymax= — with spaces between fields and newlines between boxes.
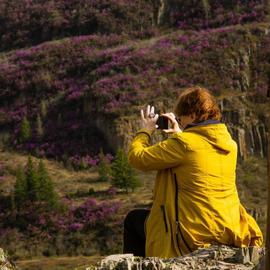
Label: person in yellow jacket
xmin=124 ymin=86 xmax=263 ymax=258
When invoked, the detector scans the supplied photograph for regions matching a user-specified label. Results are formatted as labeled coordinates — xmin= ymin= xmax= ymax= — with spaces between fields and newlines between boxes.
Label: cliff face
xmin=73 ymin=23 xmax=269 ymax=161
xmin=222 ymin=97 xmax=268 ymax=160
xmin=102 ymin=95 xmax=268 ymax=161
xmin=97 ymin=26 xmax=270 ymax=160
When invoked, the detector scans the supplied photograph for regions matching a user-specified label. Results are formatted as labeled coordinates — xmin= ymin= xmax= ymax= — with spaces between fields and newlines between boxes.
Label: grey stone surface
xmin=87 ymin=245 xmax=266 ymax=270
xmin=0 ymin=248 xmax=16 ymax=270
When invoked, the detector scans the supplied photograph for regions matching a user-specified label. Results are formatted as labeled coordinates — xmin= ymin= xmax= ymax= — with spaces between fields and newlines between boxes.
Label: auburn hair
xmin=174 ymin=86 xmax=222 ymax=122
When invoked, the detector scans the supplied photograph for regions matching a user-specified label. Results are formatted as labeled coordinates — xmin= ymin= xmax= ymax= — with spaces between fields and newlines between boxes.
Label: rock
xmin=86 ymin=245 xmax=265 ymax=270
xmin=0 ymin=248 xmax=17 ymax=270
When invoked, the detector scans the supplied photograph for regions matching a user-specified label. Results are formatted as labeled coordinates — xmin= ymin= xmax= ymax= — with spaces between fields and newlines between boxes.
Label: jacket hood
xmin=182 ymin=123 xmax=236 ymax=153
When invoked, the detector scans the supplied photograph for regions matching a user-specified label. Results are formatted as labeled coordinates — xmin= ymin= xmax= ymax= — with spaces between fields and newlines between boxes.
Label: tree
xmin=40 ymin=99 xmax=47 ymax=118
xmin=201 ymin=0 xmax=210 ymax=21
xmin=14 ymin=166 xmax=27 ymax=206
xmin=36 ymin=114 xmax=44 ymax=138
xmin=159 ymin=0 xmax=170 ymax=26
xmin=148 ymin=0 xmax=179 ymax=26
xmin=265 ymin=0 xmax=270 ymax=22
xmin=13 ymin=157 xmax=59 ymax=209
xmin=19 ymin=116 xmax=31 ymax=142
xmin=37 ymin=159 xmax=58 ymax=208
xmin=111 ymin=149 xmax=141 ymax=193
xmin=25 ymin=156 xmax=39 ymax=202
xmin=98 ymin=149 xmax=111 ymax=182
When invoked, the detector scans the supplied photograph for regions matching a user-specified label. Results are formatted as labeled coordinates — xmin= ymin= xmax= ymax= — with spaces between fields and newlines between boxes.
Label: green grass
xmin=236 ymin=157 xmax=268 ymax=238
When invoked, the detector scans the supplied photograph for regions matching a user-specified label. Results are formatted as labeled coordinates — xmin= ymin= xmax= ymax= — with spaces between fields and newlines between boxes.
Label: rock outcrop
xmin=221 ymin=96 xmax=268 ymax=160
xmin=108 ymin=94 xmax=268 ymax=162
xmin=0 ymin=248 xmax=16 ymax=270
xmin=87 ymin=245 xmax=265 ymax=270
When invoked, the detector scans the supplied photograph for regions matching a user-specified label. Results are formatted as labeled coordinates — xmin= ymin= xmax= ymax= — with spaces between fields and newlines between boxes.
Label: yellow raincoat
xmin=128 ymin=122 xmax=263 ymax=258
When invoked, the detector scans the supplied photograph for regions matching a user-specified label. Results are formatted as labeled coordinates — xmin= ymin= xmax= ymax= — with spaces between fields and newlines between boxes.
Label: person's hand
xmin=160 ymin=113 xmax=182 ymax=134
xmin=140 ymin=105 xmax=159 ymax=133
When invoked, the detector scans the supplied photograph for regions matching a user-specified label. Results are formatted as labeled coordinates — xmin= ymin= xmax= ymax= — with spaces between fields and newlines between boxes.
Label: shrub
xmin=1 ymin=23 xmax=269 ymax=160
xmin=171 ymin=0 xmax=265 ymax=30
xmin=111 ymin=148 xmax=141 ymax=193
xmin=88 ymin=188 xmax=95 ymax=195
xmin=24 ymin=156 xmax=39 ymax=202
xmin=36 ymin=114 xmax=44 ymax=139
xmin=14 ymin=156 xmax=59 ymax=209
xmin=72 ymin=198 xmax=121 ymax=229
xmin=37 ymin=159 xmax=59 ymax=209
xmin=19 ymin=116 xmax=31 ymax=143
xmin=67 ymin=155 xmax=99 ymax=170
xmin=106 ymin=186 xmax=117 ymax=196
xmin=40 ymin=100 xmax=47 ymax=118
xmin=0 ymin=0 xmax=153 ymax=52
xmin=98 ymin=149 xmax=111 ymax=182
xmin=14 ymin=166 xmax=27 ymax=205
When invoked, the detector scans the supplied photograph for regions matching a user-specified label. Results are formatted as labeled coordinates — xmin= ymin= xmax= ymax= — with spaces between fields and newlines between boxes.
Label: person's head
xmin=174 ymin=86 xmax=221 ymax=129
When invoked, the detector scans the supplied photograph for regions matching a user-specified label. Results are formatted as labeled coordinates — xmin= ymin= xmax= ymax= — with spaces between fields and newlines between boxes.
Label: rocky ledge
xmin=0 ymin=248 xmax=16 ymax=270
xmin=87 ymin=245 xmax=266 ymax=270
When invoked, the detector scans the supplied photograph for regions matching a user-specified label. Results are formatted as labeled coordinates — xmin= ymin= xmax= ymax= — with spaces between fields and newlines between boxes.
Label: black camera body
xmin=156 ymin=116 xmax=168 ymax=130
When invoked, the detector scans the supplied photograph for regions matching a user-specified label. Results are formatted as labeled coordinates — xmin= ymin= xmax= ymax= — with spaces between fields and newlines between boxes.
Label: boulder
xmin=0 ymin=248 xmax=17 ymax=270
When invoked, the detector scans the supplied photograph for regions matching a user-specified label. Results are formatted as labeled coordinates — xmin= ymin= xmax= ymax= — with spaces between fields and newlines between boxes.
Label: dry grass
xmin=0 ymin=148 xmax=156 ymax=269
xmin=0 ymin=148 xmax=267 ymax=269
xmin=236 ymin=157 xmax=268 ymax=238
xmin=16 ymin=255 xmax=102 ymax=270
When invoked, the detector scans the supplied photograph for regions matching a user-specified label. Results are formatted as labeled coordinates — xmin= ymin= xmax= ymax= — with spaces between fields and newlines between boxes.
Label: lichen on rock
xmin=87 ymin=245 xmax=265 ymax=270
xmin=0 ymin=248 xmax=17 ymax=270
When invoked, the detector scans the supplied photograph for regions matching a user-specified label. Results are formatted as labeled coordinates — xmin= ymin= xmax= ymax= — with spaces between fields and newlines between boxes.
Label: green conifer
xmin=13 ymin=157 xmax=59 ymax=210
xmin=25 ymin=156 xmax=39 ymax=201
xmin=36 ymin=114 xmax=44 ymax=138
xmin=19 ymin=116 xmax=31 ymax=142
xmin=201 ymin=0 xmax=210 ymax=19
xmin=37 ymin=159 xmax=58 ymax=208
xmin=14 ymin=166 xmax=27 ymax=207
xmin=98 ymin=149 xmax=111 ymax=182
xmin=111 ymin=148 xmax=141 ymax=193
xmin=40 ymin=99 xmax=47 ymax=118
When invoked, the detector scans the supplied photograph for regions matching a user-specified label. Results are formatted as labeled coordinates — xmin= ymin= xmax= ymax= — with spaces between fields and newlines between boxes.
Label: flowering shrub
xmin=171 ymin=0 xmax=266 ymax=30
xmin=0 ymin=193 xmax=122 ymax=257
xmin=67 ymin=152 xmax=114 ymax=170
xmin=106 ymin=186 xmax=118 ymax=196
xmin=0 ymin=0 xmax=153 ymax=52
xmin=0 ymin=23 xmax=269 ymax=161
xmin=72 ymin=198 xmax=121 ymax=229
xmin=68 ymin=155 xmax=99 ymax=170
xmin=0 ymin=196 xmax=121 ymax=236
xmin=0 ymin=0 xmax=266 ymax=53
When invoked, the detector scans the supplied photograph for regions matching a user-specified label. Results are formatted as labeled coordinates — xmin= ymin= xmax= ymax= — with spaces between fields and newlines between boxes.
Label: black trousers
xmin=123 ymin=209 xmax=150 ymax=257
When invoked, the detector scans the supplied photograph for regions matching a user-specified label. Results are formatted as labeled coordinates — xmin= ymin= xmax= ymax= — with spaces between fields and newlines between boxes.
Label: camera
xmin=156 ymin=115 xmax=168 ymax=130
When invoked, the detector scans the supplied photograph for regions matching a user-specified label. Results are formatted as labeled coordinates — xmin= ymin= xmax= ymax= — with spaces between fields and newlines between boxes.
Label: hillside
xmin=0 ymin=1 xmax=269 ymax=165
xmin=0 ymin=148 xmax=267 ymax=270
xmin=0 ymin=0 xmax=266 ymax=52
xmin=0 ymin=0 xmax=154 ymax=52
xmin=0 ymin=149 xmax=155 ymax=269
xmin=0 ymin=22 xmax=269 ymax=165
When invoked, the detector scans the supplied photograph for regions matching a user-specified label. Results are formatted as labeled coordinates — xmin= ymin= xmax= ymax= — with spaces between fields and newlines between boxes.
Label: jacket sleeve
xmin=128 ymin=128 xmax=186 ymax=171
